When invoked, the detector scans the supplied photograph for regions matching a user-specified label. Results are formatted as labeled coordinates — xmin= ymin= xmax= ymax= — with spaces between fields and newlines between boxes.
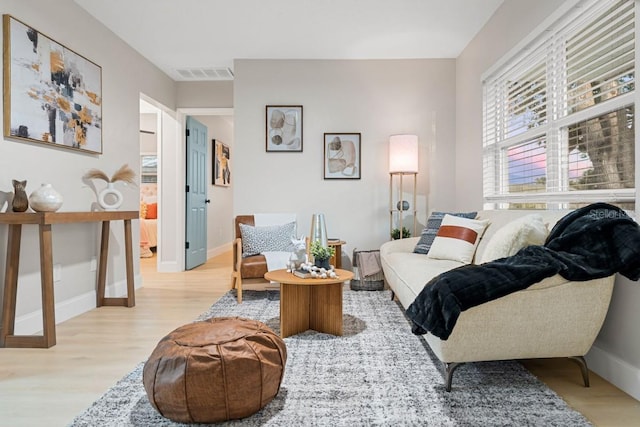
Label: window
xmin=483 ymin=0 xmax=635 ymax=210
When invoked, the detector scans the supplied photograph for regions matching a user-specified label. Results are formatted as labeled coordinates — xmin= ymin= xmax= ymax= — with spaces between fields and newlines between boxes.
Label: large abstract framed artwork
xmin=266 ymin=105 xmax=302 ymax=152
xmin=3 ymin=15 xmax=103 ymax=154
xmin=324 ymin=133 xmax=361 ymax=179
xmin=213 ymin=139 xmax=231 ymax=186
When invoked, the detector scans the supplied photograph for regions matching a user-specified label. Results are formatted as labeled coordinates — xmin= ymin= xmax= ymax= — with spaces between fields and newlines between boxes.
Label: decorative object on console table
xmin=389 ymin=134 xmax=419 ymax=240
xmin=29 ymin=183 xmax=63 ymax=212
xmin=3 ymin=15 xmax=103 ymax=154
xmin=324 ymin=133 xmax=361 ymax=179
xmin=83 ymin=164 xmax=136 ymax=211
xmin=265 ymin=105 xmax=303 ymax=152
xmin=10 ymin=179 xmax=28 ymax=212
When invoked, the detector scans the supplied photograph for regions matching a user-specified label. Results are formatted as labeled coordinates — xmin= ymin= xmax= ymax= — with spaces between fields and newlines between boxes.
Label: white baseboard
xmin=14 ymin=274 xmax=143 ymax=335
xmin=158 ymin=261 xmax=181 ymax=272
xmin=587 ymin=344 xmax=640 ymax=401
xmin=153 ymin=243 xmax=229 ymax=273
xmin=208 ymin=242 xmax=232 ymax=259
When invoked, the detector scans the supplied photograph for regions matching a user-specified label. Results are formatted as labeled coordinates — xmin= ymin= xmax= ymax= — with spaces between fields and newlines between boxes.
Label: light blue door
xmin=185 ymin=116 xmax=208 ymax=270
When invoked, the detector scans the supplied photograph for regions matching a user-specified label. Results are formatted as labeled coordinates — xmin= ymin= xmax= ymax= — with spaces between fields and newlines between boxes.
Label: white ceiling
xmin=74 ymin=0 xmax=504 ymax=81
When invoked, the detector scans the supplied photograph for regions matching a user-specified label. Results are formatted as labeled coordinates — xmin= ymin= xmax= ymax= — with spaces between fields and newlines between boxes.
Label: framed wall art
xmin=213 ymin=139 xmax=231 ymax=186
xmin=266 ymin=105 xmax=302 ymax=152
xmin=324 ymin=133 xmax=361 ymax=179
xmin=3 ymin=15 xmax=103 ymax=154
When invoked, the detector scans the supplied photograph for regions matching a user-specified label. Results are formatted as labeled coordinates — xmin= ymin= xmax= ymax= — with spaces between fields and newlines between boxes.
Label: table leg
xmin=1 ymin=223 xmax=56 ymax=348
xmin=310 ymin=283 xmax=343 ymax=336
xmin=280 ymin=283 xmax=311 ymax=338
xmin=96 ymin=220 xmax=110 ymax=307
xmin=123 ymin=219 xmax=135 ymax=307
xmin=98 ymin=220 xmax=136 ymax=307
xmin=329 ymin=242 xmax=343 ymax=269
xmin=39 ymin=224 xmax=56 ymax=347
xmin=334 ymin=245 xmax=342 ymax=269
xmin=1 ymin=224 xmax=21 ymax=347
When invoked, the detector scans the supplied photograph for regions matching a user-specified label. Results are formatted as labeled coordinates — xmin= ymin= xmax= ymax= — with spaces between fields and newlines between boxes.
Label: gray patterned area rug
xmin=70 ymin=289 xmax=590 ymax=426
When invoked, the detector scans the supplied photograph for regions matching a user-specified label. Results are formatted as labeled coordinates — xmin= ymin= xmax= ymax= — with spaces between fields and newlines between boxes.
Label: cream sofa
xmin=380 ymin=210 xmax=615 ymax=391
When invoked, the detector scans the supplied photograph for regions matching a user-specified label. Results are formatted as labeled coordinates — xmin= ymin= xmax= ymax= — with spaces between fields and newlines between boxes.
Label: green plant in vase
xmin=309 ymin=240 xmax=335 ymax=269
xmin=391 ymin=227 xmax=411 ymax=240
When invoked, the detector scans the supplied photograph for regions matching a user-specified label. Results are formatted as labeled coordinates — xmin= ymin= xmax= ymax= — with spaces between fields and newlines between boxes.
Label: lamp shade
xmin=389 ymin=134 xmax=419 ymax=173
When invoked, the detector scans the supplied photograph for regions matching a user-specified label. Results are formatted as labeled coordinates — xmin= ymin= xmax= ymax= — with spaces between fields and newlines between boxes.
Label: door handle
xmin=205 ymin=199 xmax=211 ymax=204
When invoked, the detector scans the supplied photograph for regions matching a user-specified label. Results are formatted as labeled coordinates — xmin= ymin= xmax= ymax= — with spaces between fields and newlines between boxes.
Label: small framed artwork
xmin=266 ymin=105 xmax=303 ymax=152
xmin=324 ymin=133 xmax=361 ymax=179
xmin=213 ymin=139 xmax=231 ymax=186
xmin=3 ymin=15 xmax=103 ymax=154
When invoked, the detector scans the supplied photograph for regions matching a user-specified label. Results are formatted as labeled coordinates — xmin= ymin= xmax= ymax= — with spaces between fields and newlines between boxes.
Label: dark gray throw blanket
xmin=406 ymin=203 xmax=640 ymax=340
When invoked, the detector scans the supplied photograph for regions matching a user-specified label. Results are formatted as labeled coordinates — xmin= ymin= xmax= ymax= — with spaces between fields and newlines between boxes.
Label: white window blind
xmin=483 ymin=0 xmax=635 ymax=209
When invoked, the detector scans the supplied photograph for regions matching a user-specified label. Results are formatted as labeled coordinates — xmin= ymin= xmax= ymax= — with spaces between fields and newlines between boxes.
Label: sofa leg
xmin=390 ymin=290 xmax=395 ymax=301
xmin=568 ymin=356 xmax=590 ymax=387
xmin=444 ymin=362 xmax=462 ymax=392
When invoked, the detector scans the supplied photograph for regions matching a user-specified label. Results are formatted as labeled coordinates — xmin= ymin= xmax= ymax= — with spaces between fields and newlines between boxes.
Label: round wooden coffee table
xmin=264 ymin=268 xmax=354 ymax=338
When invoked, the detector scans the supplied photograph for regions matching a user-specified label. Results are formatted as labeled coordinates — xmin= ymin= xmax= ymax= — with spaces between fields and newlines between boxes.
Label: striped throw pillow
xmin=426 ymin=214 xmax=489 ymax=264
xmin=413 ymin=211 xmax=477 ymax=254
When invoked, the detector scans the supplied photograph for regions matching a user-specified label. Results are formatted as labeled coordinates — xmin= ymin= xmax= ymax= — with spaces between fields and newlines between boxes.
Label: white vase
xmin=29 ymin=183 xmax=63 ymax=212
xmin=98 ymin=182 xmax=123 ymax=211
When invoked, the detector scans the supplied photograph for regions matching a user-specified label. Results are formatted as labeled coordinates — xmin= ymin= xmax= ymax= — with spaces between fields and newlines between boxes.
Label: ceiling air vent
xmin=174 ymin=67 xmax=234 ymax=81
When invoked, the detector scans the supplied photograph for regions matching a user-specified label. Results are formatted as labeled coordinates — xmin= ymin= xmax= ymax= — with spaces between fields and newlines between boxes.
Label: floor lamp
xmin=389 ymin=135 xmax=418 ymax=239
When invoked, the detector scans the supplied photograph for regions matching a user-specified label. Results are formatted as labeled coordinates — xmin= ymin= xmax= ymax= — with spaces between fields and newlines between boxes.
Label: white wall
xmin=0 ymin=0 xmax=175 ymax=330
xmin=176 ymin=81 xmax=234 ymax=108
xmin=193 ymin=115 xmax=235 ymax=257
xmin=233 ymin=59 xmax=456 ymax=256
xmin=139 ymin=113 xmax=158 ymax=153
xmin=455 ymin=0 xmax=640 ymax=399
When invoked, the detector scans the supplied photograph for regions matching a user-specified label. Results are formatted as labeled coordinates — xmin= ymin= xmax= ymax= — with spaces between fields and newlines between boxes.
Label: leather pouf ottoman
xmin=142 ymin=317 xmax=287 ymax=423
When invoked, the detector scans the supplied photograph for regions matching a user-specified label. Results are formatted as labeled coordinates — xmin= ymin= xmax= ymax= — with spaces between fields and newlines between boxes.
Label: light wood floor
xmin=0 ymin=252 xmax=638 ymax=426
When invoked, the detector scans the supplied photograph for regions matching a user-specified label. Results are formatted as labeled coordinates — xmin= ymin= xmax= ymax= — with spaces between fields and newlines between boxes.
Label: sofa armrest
xmin=380 ymin=237 xmax=420 ymax=257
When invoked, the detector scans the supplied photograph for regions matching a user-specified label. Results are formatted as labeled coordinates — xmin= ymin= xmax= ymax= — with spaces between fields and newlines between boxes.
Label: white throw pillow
xmin=239 ymin=222 xmax=296 ymax=257
xmin=480 ymin=214 xmax=549 ymax=263
xmin=426 ymin=215 xmax=489 ymax=264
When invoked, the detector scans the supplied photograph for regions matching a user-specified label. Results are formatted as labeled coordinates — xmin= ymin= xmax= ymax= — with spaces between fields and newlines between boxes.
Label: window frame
xmin=482 ymin=0 xmax=637 ymax=210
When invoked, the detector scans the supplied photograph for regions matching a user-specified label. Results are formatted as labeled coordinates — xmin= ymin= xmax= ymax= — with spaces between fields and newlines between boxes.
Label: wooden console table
xmin=0 ymin=211 xmax=138 ymax=348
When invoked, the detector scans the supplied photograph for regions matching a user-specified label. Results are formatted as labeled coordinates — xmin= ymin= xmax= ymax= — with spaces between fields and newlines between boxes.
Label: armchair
xmin=231 ymin=214 xmax=297 ymax=303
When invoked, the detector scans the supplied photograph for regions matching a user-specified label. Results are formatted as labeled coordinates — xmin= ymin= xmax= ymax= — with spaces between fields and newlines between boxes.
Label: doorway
xmin=139 ymin=98 xmax=234 ymax=274
xmin=139 ymin=99 xmax=160 ymax=271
